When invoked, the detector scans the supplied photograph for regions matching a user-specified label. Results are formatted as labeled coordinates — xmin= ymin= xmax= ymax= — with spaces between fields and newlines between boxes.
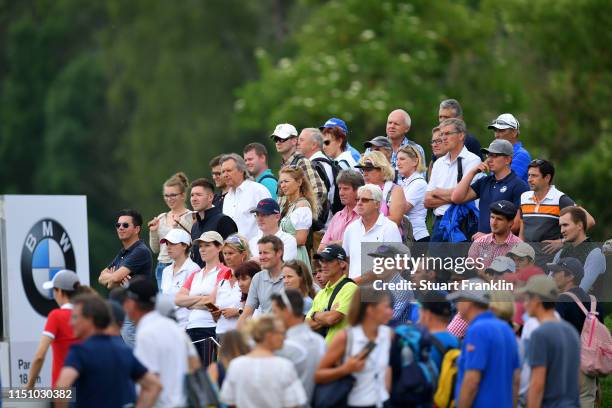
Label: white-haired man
xmin=385 ymin=109 xmax=426 ymax=172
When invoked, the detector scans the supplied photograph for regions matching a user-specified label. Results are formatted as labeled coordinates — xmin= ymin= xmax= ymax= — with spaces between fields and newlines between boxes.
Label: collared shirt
xmin=280 ymin=153 xmax=328 ymax=213
xmin=471 ymin=170 xmax=529 ymax=233
xmin=427 ymin=146 xmax=482 ymax=216
xmin=135 ymin=311 xmax=196 ymax=408
xmin=343 ymin=213 xmax=402 ymax=279
xmin=109 ymin=239 xmax=153 ymax=280
xmin=520 ymin=185 xmax=575 ymax=242
xmin=467 ymin=232 xmax=523 ymax=268
xmin=276 ymin=323 xmax=326 ymax=400
xmin=43 ymin=303 xmax=76 ymax=386
xmin=248 ymin=229 xmax=298 ymax=262
xmin=245 ymin=269 xmax=285 ymax=314
xmin=307 ymin=275 xmax=358 ymax=344
xmin=455 ymin=311 xmax=519 ymax=408
xmin=160 ymin=258 xmax=200 ymax=328
xmin=223 ymin=179 xmax=271 ymax=241
xmin=511 ymin=141 xmax=531 ymax=183
xmin=321 ymin=205 xmax=360 ymax=246
xmin=256 ymin=169 xmax=278 ymax=200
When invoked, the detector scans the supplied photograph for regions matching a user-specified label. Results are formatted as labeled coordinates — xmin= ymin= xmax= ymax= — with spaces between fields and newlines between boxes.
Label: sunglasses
xmin=116 ymin=222 xmax=131 ymax=229
xmin=273 ymin=136 xmax=294 ymax=143
xmin=530 ymin=159 xmax=544 ymax=166
xmin=323 ymin=140 xmax=332 ymax=146
xmin=163 ymin=193 xmax=181 ymax=199
xmin=357 ymin=197 xmax=376 ymax=203
xmin=431 ymin=138 xmax=443 ymax=145
xmin=225 ymin=235 xmax=246 ymax=251
xmin=486 ymin=153 xmax=506 ymax=158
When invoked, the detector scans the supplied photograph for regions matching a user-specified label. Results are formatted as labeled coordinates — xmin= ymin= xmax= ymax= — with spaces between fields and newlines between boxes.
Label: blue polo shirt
xmin=64 ymin=335 xmax=147 ymax=408
xmin=109 ymin=239 xmax=153 ymax=280
xmin=471 ymin=170 xmax=529 ymax=233
xmin=256 ymin=169 xmax=278 ymax=200
xmin=511 ymin=142 xmax=531 ymax=182
xmin=455 ymin=311 xmax=519 ymax=408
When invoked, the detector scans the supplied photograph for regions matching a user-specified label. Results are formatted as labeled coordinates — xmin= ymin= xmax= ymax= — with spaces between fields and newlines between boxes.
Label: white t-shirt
xmin=343 ymin=213 xmax=402 ymax=279
xmin=221 ymin=355 xmax=307 ymax=408
xmin=183 ymin=266 xmax=222 ymax=329
xmin=249 ymin=229 xmax=298 ymax=262
xmin=426 ymin=146 xmax=481 ymax=216
xmin=400 ymin=173 xmax=429 ymax=240
xmin=135 ymin=311 xmax=197 ymax=408
xmin=160 ymin=258 xmax=200 ymax=328
xmin=214 ymin=279 xmax=243 ymax=335
xmin=335 ymin=150 xmax=357 ymax=169
xmin=223 ymin=179 xmax=272 ymax=241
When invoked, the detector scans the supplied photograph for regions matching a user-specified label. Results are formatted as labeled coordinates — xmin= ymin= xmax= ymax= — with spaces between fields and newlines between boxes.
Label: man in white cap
xmin=488 ymin=113 xmax=531 ymax=182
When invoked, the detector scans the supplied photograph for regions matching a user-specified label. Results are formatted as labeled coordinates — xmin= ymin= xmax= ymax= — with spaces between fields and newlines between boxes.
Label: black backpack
xmin=311 ymin=156 xmax=343 ymax=214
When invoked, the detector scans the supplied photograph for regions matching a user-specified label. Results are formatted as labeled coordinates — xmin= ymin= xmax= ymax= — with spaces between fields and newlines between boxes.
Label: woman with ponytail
xmin=26 ymin=270 xmax=93 ymax=388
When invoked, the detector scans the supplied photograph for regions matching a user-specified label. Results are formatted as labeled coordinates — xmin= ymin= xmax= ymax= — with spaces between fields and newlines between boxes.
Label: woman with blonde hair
xmin=207 ymin=330 xmax=250 ymax=388
xmin=220 ymin=316 xmax=307 ymax=408
xmin=148 ymin=172 xmax=194 ymax=289
xmin=278 ymin=166 xmax=317 ymax=272
xmin=355 ymin=150 xmax=407 ymax=226
xmin=397 ymin=145 xmax=430 ymax=242
xmin=281 ymin=259 xmax=317 ymax=314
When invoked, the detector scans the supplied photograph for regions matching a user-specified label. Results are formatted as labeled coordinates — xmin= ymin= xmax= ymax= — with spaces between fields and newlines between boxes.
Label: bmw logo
xmin=21 ymin=219 xmax=76 ymax=316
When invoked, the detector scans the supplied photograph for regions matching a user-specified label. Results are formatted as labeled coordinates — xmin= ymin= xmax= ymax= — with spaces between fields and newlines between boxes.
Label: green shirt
xmin=307 ymin=275 xmax=358 ymax=344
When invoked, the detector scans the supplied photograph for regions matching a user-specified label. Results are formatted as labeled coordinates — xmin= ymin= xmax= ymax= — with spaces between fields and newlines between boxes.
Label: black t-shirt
xmin=109 ymin=239 xmax=153 ymax=279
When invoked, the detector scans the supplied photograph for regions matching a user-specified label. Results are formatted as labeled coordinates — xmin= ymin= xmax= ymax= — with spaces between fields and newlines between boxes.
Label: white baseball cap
xmin=488 ymin=113 xmax=520 ymax=132
xmin=270 ymin=123 xmax=298 ymax=140
xmin=160 ymin=228 xmax=191 ymax=245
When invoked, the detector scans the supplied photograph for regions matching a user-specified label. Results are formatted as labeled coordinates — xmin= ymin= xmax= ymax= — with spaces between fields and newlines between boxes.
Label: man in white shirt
xmin=343 ymin=184 xmax=402 ymax=281
xmin=221 ymin=153 xmax=271 ymax=241
xmin=123 ymin=278 xmax=200 ymax=408
xmin=424 ymin=118 xmax=481 ymax=242
xmin=248 ymin=198 xmax=298 ymax=262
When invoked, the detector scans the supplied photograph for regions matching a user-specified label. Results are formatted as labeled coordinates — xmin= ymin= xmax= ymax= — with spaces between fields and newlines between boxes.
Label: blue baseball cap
xmin=249 ymin=198 xmax=281 ymax=215
xmin=319 ymin=117 xmax=348 ymax=135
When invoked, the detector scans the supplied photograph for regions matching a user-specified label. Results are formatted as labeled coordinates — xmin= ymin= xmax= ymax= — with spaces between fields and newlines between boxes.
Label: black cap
xmin=367 ymin=243 xmax=410 ymax=258
xmin=420 ymin=290 xmax=452 ymax=317
xmin=547 ymin=257 xmax=584 ymax=281
xmin=314 ymin=244 xmax=347 ymax=261
xmin=489 ymin=200 xmax=517 ymax=220
xmin=126 ymin=277 xmax=158 ymax=304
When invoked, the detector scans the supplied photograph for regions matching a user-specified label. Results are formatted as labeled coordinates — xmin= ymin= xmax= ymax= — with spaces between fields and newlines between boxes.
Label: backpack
xmin=456 ymin=157 xmax=478 ymax=241
xmin=390 ymin=325 xmax=439 ymax=406
xmin=432 ymin=337 xmax=460 ymax=408
xmin=384 ymin=187 xmax=415 ymax=245
xmin=562 ymin=291 xmax=612 ymax=376
xmin=259 ymin=173 xmax=278 ymax=183
xmin=311 ymin=156 xmax=343 ymax=214
xmin=314 ymin=277 xmax=354 ymax=338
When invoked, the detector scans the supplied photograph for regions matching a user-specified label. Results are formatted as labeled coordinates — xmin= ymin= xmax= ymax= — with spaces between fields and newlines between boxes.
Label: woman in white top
xmin=322 ymin=125 xmax=358 ymax=169
xmin=356 ymin=151 xmax=407 ymax=226
xmin=316 ymin=288 xmax=393 ymax=408
xmin=147 ymin=172 xmax=194 ymax=289
xmin=210 ymin=234 xmax=251 ymax=337
xmin=175 ymin=231 xmax=230 ymax=366
xmin=281 ymin=260 xmax=317 ymax=315
xmin=396 ymin=145 xmax=430 ymax=242
xmin=221 ymin=316 xmax=307 ymax=408
xmin=159 ymin=228 xmax=200 ymax=328
xmin=278 ymin=166 xmax=318 ymax=273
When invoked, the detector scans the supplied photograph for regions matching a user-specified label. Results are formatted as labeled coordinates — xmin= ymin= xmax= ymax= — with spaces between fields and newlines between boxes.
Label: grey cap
xmin=42 ymin=269 xmax=80 ymax=291
xmin=367 ymin=243 xmax=411 ymax=258
xmin=486 ymin=256 xmax=516 ymax=274
xmin=518 ymin=275 xmax=558 ymax=301
xmin=481 ymin=139 xmax=514 ymax=156
xmin=446 ymin=278 xmax=491 ymax=305
xmin=364 ymin=136 xmax=392 ymax=150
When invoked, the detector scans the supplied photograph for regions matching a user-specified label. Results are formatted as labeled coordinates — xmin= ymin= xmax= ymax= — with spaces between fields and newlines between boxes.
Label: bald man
xmin=384 ymin=109 xmax=426 ymax=177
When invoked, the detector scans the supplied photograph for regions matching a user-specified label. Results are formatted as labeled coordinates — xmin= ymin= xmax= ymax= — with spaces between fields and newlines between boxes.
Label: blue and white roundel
xmin=31 ymin=238 xmax=66 ymax=299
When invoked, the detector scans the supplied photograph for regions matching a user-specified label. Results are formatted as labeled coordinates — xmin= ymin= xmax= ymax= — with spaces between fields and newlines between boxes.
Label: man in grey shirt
xmin=272 ymin=289 xmax=326 ymax=403
xmin=519 ymin=275 xmax=580 ymax=408
xmin=237 ymin=235 xmax=285 ymax=327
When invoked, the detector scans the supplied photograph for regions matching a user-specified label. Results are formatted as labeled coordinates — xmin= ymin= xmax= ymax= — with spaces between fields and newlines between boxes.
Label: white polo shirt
xmin=427 ymin=146 xmax=481 ymax=216
xmin=160 ymin=258 xmax=200 ymax=328
xmin=342 ymin=213 xmax=402 ymax=279
xmin=249 ymin=229 xmax=298 ymax=262
xmin=135 ymin=311 xmax=197 ymax=408
xmin=223 ymin=179 xmax=271 ymax=241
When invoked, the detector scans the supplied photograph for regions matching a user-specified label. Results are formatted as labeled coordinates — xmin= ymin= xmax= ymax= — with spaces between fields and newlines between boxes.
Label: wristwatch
xmin=238 ymin=308 xmax=243 ymax=315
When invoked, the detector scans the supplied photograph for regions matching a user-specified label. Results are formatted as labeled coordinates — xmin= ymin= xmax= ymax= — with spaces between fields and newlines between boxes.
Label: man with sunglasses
xmin=451 ymin=139 xmax=529 ymax=238
xmin=487 ymin=113 xmax=531 ymax=182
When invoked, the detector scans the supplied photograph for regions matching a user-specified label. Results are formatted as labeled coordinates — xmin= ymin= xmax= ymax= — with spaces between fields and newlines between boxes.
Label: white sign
xmin=0 ymin=195 xmax=89 ymax=387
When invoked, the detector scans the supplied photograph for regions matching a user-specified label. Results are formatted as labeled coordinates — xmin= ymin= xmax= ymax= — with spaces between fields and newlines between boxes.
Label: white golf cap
xmin=270 ymin=123 xmax=298 ymax=140
xmin=160 ymin=228 xmax=191 ymax=245
xmin=488 ymin=113 xmax=520 ymax=131
xmin=42 ymin=269 xmax=80 ymax=291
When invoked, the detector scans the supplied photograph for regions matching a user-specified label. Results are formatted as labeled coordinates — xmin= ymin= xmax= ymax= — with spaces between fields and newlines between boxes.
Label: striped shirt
xmin=520 ymin=185 xmax=575 ymax=242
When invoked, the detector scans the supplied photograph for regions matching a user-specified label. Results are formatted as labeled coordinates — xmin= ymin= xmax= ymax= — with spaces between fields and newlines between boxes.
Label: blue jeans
xmin=155 ymin=261 xmax=171 ymax=290
xmin=121 ymin=317 xmax=136 ymax=348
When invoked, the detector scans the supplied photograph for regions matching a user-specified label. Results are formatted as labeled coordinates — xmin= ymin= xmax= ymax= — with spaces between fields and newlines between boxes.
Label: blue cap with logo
xmin=319 ymin=118 xmax=349 ymax=135
xmin=314 ymin=244 xmax=347 ymax=261
xmin=249 ymin=198 xmax=281 ymax=215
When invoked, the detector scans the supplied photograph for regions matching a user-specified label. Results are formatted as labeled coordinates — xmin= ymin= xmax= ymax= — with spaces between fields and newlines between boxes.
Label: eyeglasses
xmin=431 ymin=138 xmax=443 ymax=145
xmin=163 ymin=193 xmax=181 ymax=199
xmin=486 ymin=153 xmax=505 ymax=158
xmin=439 ymin=131 xmax=460 ymax=139
xmin=116 ymin=222 xmax=130 ymax=229
xmin=357 ymin=197 xmax=376 ymax=203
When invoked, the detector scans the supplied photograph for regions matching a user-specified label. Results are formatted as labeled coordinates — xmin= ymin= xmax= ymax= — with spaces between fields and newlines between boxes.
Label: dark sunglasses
xmin=357 ymin=197 xmax=376 ymax=203
xmin=273 ymin=136 xmax=295 ymax=143
xmin=530 ymin=159 xmax=544 ymax=166
xmin=323 ymin=140 xmax=332 ymax=146
xmin=116 ymin=222 xmax=131 ymax=229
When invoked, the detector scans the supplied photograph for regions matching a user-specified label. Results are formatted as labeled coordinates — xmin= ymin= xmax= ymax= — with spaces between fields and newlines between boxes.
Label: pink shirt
xmin=467 ymin=232 xmax=523 ymax=268
xmin=321 ymin=205 xmax=359 ymax=246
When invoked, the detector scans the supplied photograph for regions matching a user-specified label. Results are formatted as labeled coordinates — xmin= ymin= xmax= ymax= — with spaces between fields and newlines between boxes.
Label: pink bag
xmin=563 ymin=291 xmax=612 ymax=376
